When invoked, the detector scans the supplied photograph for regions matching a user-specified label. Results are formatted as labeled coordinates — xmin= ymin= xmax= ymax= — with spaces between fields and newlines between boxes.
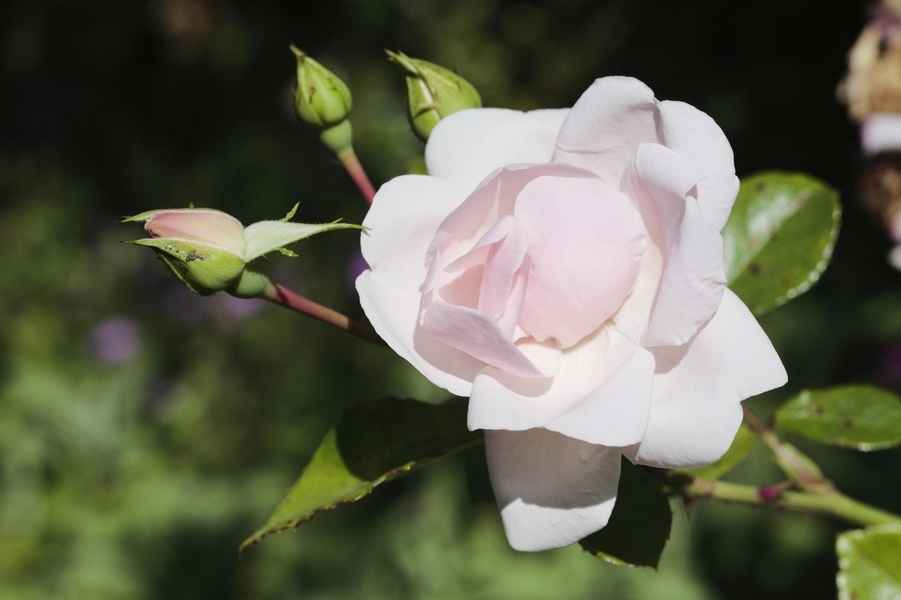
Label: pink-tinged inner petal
xmin=624 ymin=289 xmax=787 ymax=468
xmin=515 ymin=175 xmax=646 ymax=348
xmin=421 ymin=301 xmax=543 ymax=378
xmin=486 ymin=428 xmax=622 ymax=551
xmin=433 ymin=163 xmax=596 ymax=262
xmin=476 ymin=218 xmax=530 ymax=334
xmin=427 ymin=216 xmax=531 ymax=340
xmin=145 ymin=209 xmax=246 ymax=255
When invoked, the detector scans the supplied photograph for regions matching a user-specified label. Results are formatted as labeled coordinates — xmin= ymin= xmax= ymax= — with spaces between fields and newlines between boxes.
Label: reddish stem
xmin=264 ymin=283 xmax=385 ymax=346
xmin=338 ymin=149 xmax=376 ymax=205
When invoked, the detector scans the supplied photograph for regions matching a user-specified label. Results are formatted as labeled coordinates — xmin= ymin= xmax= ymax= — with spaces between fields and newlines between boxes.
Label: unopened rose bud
xmin=291 ymin=45 xmax=354 ymax=156
xmin=125 ymin=208 xmax=247 ymax=295
xmin=386 ymin=50 xmax=481 ymax=141
xmin=126 ymin=205 xmax=365 ymax=295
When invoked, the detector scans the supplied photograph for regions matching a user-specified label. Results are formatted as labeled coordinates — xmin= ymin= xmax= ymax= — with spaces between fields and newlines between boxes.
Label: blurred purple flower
xmin=90 ymin=316 xmax=142 ymax=364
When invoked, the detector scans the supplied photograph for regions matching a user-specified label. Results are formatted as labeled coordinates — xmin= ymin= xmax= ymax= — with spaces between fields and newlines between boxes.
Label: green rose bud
xmin=291 ymin=45 xmax=354 ymax=156
xmin=386 ymin=50 xmax=482 ymax=141
xmin=291 ymin=45 xmax=352 ymax=128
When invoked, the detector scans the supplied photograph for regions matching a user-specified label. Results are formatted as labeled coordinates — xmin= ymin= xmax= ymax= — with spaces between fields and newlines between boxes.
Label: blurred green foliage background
xmin=2 ymin=0 xmax=900 ymax=598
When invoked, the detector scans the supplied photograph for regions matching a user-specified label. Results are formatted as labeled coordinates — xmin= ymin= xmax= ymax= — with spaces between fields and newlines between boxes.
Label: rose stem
xmin=677 ymin=477 xmax=901 ymax=527
xmin=668 ymin=404 xmax=901 ymax=526
xmin=262 ymin=282 xmax=385 ymax=346
xmin=337 ymin=148 xmax=376 ymax=205
xmin=742 ymin=404 xmax=831 ymax=492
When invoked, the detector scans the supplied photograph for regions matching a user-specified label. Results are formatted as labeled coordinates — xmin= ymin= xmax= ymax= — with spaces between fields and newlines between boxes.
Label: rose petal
xmin=657 ymin=101 xmax=739 ymax=230
xmin=475 ymin=218 xmax=530 ymax=337
xmin=357 ymin=174 xmax=482 ymax=396
xmin=468 ymin=327 xmax=652 ymax=445
xmin=545 ymin=341 xmax=655 ymax=446
xmin=515 ymin=175 xmax=646 ymax=347
xmin=486 ymin=428 xmax=621 ymax=551
xmin=624 ymin=289 xmax=787 ymax=468
xmin=422 ymin=301 xmax=544 ymax=378
xmin=643 ymin=197 xmax=725 ymax=346
xmin=861 ymin=113 xmax=901 ymax=155
xmin=553 ymin=77 xmax=659 ymax=188
xmin=553 ymin=79 xmax=738 ymax=231
xmin=441 ymin=216 xmax=528 ymax=325
xmin=433 ymin=163 xmax=593 ymax=261
xmin=621 ymin=144 xmax=726 ymax=347
xmin=361 ymin=175 xmax=466 ymax=288
xmin=426 ymin=108 xmax=569 ymax=191
xmin=357 ymin=275 xmax=481 ymax=397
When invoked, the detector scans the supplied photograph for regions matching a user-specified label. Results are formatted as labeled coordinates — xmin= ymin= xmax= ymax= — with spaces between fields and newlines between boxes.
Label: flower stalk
xmin=677 ymin=477 xmax=901 ymax=528
xmin=290 ymin=45 xmax=376 ymax=205
xmin=335 ymin=146 xmax=376 ymax=205
xmin=261 ymin=282 xmax=385 ymax=346
xmin=668 ymin=405 xmax=901 ymax=528
xmin=742 ymin=405 xmax=832 ymax=493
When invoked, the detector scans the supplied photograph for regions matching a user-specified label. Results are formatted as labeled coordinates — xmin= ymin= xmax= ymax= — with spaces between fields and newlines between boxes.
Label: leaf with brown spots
xmin=774 ymin=385 xmax=901 ymax=451
xmin=722 ymin=172 xmax=840 ymax=315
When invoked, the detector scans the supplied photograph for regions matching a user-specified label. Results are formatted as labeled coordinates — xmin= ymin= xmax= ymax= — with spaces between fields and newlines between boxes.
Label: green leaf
xmin=837 ymin=525 xmax=901 ymax=600
xmin=680 ymin=423 xmax=757 ymax=480
xmin=242 ymin=219 xmax=363 ymax=262
xmin=579 ymin=460 xmax=672 ymax=568
xmin=774 ymin=385 xmax=901 ymax=451
xmin=240 ymin=397 xmax=481 ymax=552
xmin=723 ymin=172 xmax=840 ymax=315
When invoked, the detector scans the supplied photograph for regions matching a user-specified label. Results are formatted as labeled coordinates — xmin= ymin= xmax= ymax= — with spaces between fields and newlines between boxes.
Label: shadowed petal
xmin=486 ymin=429 xmax=622 ymax=551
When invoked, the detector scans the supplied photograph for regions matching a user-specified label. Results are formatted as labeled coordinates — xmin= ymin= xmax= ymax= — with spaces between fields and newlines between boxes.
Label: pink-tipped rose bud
xmin=126 ymin=205 xmax=365 ymax=296
xmin=126 ymin=208 xmax=247 ymax=295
